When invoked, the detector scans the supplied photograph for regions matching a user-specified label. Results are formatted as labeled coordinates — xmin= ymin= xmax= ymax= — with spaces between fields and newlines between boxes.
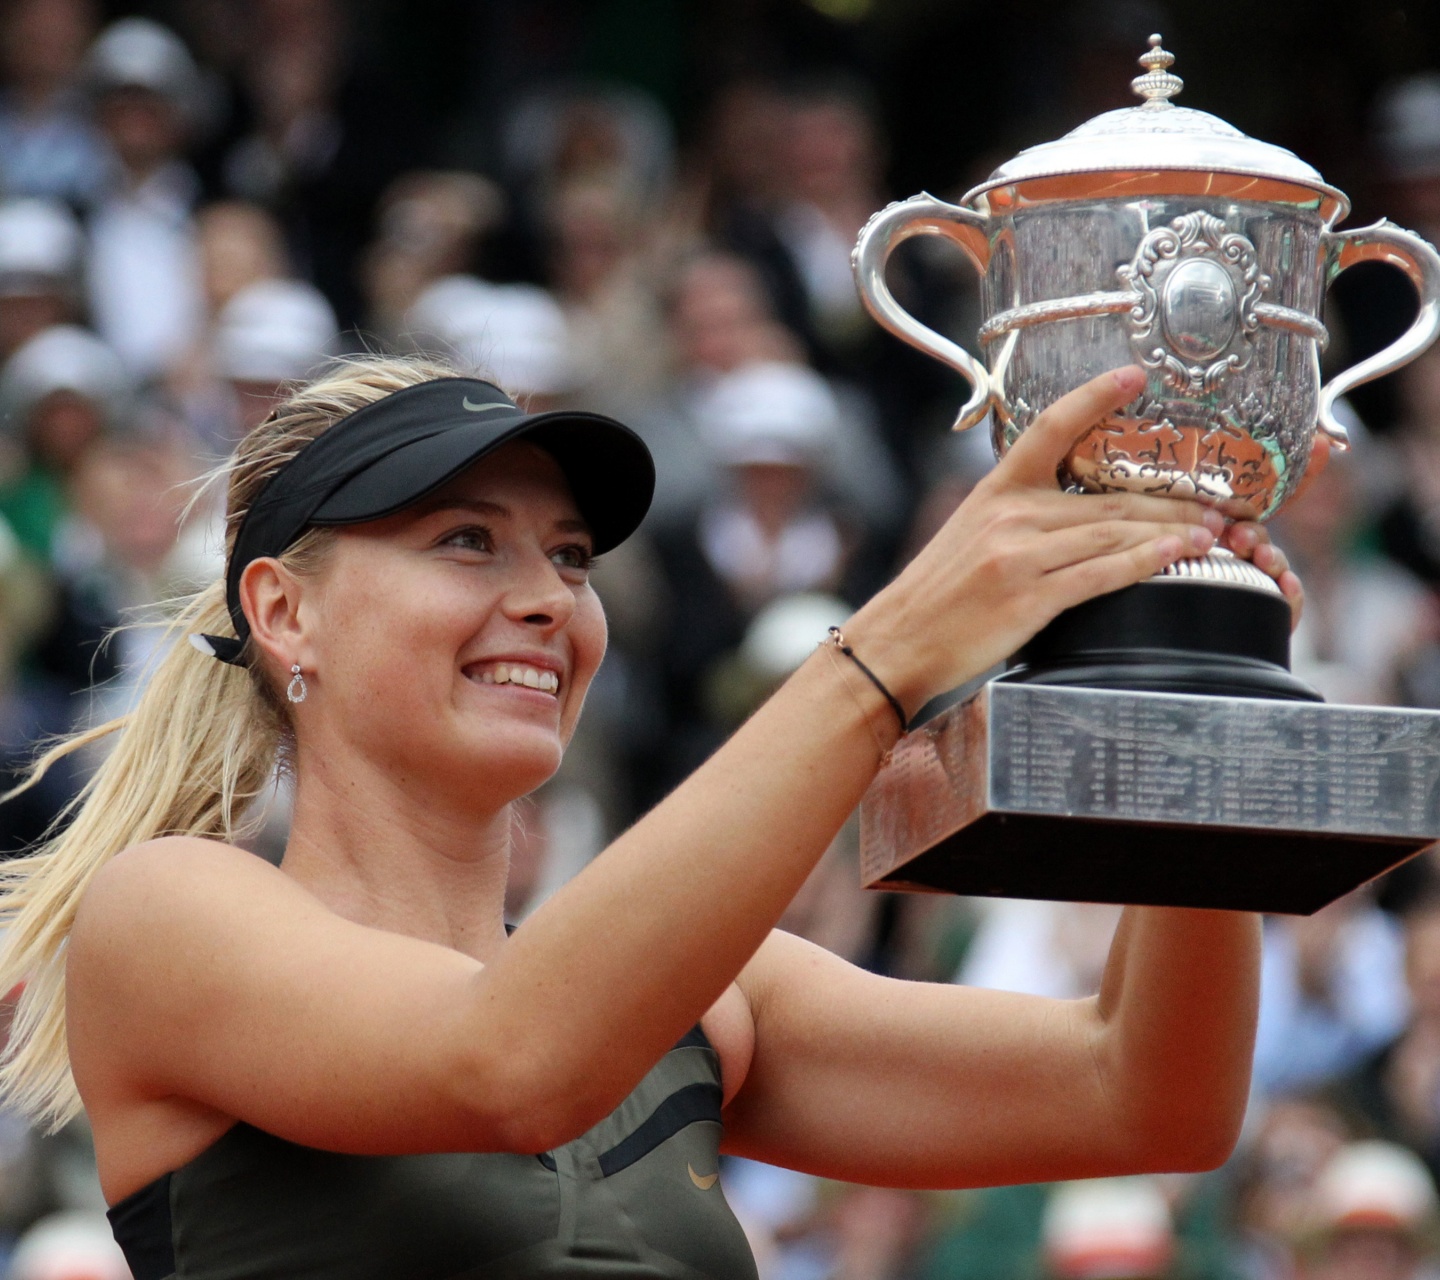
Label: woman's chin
xmin=348 ymin=703 xmax=565 ymax=805
xmin=455 ymin=730 xmax=563 ymax=797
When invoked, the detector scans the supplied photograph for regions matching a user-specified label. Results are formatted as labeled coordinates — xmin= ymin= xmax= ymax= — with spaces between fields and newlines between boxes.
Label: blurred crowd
xmin=5 ymin=0 xmax=1440 ymax=1278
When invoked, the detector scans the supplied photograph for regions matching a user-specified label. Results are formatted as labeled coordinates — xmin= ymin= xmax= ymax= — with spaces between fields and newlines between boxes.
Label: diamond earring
xmin=286 ymin=663 xmax=308 ymax=704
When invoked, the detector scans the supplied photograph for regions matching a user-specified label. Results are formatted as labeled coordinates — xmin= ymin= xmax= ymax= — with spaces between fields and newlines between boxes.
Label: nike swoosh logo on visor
xmin=462 ymin=397 xmax=515 ymax=413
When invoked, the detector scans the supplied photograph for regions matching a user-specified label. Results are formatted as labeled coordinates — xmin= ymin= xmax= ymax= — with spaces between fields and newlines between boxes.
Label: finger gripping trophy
xmin=854 ymin=37 xmax=1440 ymax=913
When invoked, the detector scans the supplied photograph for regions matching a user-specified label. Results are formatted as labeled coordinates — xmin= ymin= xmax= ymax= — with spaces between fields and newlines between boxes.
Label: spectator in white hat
xmin=0 ymin=198 xmax=82 ymax=360
xmin=7 ymin=1209 xmax=130 ymax=1280
xmin=698 ymin=358 xmax=837 ymax=465
xmin=620 ymin=251 xmax=807 ymax=528
xmin=211 ymin=278 xmax=338 ymax=437
xmin=1042 ymin=1177 xmax=1176 ymax=1280
xmin=83 ymin=17 xmax=204 ymax=381
xmin=407 ymin=275 xmax=577 ymax=408
xmin=84 ymin=16 xmax=202 ymax=135
xmin=0 ymin=0 xmax=108 ymax=209
xmin=1303 ymin=1141 xmax=1440 ymax=1280
xmin=0 ymin=323 xmax=131 ymax=561
xmin=642 ymin=360 xmax=872 ymax=801
xmin=647 ymin=252 xmax=904 ymax=532
xmin=692 ymin=359 xmax=901 ymax=574
xmin=692 ymin=359 xmax=850 ymax=613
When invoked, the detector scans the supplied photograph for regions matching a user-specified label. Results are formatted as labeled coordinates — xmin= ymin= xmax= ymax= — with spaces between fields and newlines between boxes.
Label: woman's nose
xmin=502 ymin=552 xmax=576 ymax=630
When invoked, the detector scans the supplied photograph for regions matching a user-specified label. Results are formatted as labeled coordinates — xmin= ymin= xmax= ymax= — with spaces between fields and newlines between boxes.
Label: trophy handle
xmin=852 ymin=193 xmax=993 ymax=431
xmin=1321 ymin=220 xmax=1440 ymax=448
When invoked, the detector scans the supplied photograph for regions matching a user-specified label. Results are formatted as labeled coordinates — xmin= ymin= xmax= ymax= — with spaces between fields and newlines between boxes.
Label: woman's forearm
xmin=1091 ymin=906 xmax=1262 ymax=1169
xmin=478 ymin=648 xmax=895 ymax=1140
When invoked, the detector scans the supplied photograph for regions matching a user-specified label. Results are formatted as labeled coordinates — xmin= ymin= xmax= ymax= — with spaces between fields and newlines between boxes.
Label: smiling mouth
xmin=469 ymin=663 xmax=561 ymax=695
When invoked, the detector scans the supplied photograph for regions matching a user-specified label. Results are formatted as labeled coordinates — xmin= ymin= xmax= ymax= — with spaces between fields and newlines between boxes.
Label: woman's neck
xmin=280 ymin=748 xmax=514 ymax=963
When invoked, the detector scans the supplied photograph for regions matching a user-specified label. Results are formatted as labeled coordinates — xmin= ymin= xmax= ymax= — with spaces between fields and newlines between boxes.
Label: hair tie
xmin=189 ymin=633 xmax=246 ymax=665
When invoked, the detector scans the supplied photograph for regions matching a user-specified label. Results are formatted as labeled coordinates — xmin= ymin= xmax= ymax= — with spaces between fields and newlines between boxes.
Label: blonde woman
xmin=0 ymin=356 xmax=1296 ymax=1279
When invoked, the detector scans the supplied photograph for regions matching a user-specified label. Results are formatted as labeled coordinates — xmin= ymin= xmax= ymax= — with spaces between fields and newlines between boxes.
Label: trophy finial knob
xmin=1131 ymin=33 xmax=1183 ymax=109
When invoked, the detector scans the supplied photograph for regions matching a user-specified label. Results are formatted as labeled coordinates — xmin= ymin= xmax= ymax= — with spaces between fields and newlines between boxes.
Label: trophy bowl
xmin=854 ymin=35 xmax=1440 ymax=702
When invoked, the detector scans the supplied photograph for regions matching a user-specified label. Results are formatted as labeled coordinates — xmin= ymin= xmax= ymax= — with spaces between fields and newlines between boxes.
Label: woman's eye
xmin=552 ymin=544 xmax=597 ymax=574
xmin=442 ymin=526 xmax=493 ymax=553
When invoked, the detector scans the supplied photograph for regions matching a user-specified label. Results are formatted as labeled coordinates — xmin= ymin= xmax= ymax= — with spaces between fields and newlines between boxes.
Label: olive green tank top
xmin=106 ymin=1026 xmax=758 ymax=1280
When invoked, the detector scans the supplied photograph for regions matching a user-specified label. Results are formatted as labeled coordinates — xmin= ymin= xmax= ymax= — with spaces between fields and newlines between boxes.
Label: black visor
xmin=196 ymin=377 xmax=654 ymax=665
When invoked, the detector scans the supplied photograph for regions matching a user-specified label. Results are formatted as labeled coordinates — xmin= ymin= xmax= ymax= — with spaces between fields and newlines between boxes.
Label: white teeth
xmin=474 ymin=664 xmax=559 ymax=693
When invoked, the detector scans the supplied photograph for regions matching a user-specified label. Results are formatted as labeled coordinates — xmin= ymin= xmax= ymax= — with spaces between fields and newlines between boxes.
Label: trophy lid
xmin=964 ymin=36 xmax=1348 ymax=221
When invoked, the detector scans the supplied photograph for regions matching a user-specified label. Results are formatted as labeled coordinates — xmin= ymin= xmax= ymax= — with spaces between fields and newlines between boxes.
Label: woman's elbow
xmin=452 ymin=1045 xmax=617 ymax=1156
xmin=1156 ymin=1123 xmax=1242 ymax=1174
xmin=1123 ymin=1096 xmax=1247 ymax=1174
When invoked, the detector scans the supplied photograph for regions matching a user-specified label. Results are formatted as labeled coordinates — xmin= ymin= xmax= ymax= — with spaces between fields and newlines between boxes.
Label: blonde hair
xmin=0 ymin=352 xmax=466 ymax=1128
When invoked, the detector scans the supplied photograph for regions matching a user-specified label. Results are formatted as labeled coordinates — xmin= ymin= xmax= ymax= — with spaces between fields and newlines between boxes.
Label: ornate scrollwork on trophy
xmin=1058 ymin=388 xmax=1284 ymax=521
xmin=1213 ymin=392 xmax=1287 ymax=515
xmin=1066 ymin=397 xmax=1182 ymax=497
xmin=1120 ymin=212 xmax=1270 ymax=395
xmin=996 ymin=394 xmax=1035 ymax=454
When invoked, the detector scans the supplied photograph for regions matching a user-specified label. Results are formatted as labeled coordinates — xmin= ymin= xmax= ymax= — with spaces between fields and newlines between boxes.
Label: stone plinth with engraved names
xmin=859 ymin=682 xmax=1440 ymax=915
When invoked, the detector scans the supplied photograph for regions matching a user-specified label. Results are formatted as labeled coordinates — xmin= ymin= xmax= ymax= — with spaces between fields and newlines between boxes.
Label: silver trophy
xmin=852 ymin=37 xmax=1440 ymax=913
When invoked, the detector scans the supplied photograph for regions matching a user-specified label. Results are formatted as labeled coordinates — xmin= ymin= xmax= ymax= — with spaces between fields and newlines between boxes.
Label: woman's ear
xmin=238 ymin=557 xmax=311 ymax=678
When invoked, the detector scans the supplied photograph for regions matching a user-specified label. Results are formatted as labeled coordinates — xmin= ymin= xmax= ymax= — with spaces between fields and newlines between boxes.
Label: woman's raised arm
xmin=715 ymin=909 xmax=1258 ymax=1190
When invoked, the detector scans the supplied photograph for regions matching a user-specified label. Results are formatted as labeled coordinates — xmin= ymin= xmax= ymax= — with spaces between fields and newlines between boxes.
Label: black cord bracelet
xmin=824 ymin=627 xmax=909 ymax=734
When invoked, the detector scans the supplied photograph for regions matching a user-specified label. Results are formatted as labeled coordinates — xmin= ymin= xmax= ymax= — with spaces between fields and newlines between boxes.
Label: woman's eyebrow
xmin=417 ymin=496 xmax=592 ymax=537
xmin=416 ymin=496 xmax=508 ymax=519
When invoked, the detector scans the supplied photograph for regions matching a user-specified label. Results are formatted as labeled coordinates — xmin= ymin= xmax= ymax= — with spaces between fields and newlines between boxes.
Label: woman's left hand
xmin=1222 ymin=521 xmax=1303 ymax=630
xmin=1220 ymin=430 xmax=1330 ymax=631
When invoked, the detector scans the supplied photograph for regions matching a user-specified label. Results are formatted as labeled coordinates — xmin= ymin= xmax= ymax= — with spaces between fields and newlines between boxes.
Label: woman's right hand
xmin=846 ymin=366 xmax=1226 ymax=712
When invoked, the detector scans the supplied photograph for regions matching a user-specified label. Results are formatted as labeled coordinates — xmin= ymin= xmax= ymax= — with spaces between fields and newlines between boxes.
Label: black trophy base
xmin=1003 ymin=576 xmax=1322 ymax=702
xmin=868 ymin=812 xmax=1423 ymax=916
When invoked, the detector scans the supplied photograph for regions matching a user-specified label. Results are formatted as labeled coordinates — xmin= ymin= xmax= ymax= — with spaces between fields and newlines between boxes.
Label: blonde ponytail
xmin=0 ymin=352 xmax=468 ymax=1128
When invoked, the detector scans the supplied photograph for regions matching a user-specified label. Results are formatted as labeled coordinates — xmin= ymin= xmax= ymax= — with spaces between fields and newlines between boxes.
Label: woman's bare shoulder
xmin=99 ymin=833 xmax=278 ymax=873
xmin=65 ymin=834 xmax=509 ymax=1174
xmin=70 ymin=837 xmax=310 ymax=976
xmin=80 ymin=835 xmax=295 ymax=908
